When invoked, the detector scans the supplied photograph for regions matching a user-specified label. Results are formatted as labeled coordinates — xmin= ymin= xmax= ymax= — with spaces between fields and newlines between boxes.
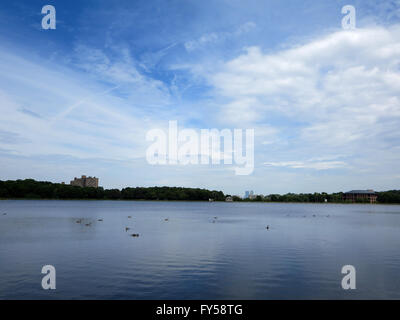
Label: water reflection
xmin=0 ymin=200 xmax=399 ymax=299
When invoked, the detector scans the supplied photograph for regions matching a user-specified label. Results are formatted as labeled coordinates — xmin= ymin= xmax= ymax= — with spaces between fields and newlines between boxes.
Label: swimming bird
xmin=131 ymin=233 xmax=139 ymax=237
xmin=164 ymin=218 xmax=169 ymax=222
xmin=128 ymin=216 xmax=132 ymax=218
xmin=98 ymin=219 xmax=103 ymax=222
xmin=125 ymin=227 xmax=130 ymax=232
xmin=3 ymin=213 xmax=7 ymax=215
xmin=85 ymin=223 xmax=91 ymax=226
xmin=76 ymin=219 xmax=82 ymax=223
xmin=266 ymin=225 xmax=270 ymax=230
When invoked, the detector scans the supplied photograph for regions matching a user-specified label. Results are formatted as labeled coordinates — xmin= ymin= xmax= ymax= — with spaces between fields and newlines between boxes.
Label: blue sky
xmin=0 ymin=0 xmax=400 ymax=195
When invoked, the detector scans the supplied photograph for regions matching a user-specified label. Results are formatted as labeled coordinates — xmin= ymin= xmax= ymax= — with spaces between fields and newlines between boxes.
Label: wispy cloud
xmin=18 ymin=108 xmax=42 ymax=119
xmin=0 ymin=48 xmax=167 ymax=162
xmin=71 ymin=44 xmax=171 ymax=105
xmin=264 ymin=160 xmax=347 ymax=170
xmin=184 ymin=22 xmax=256 ymax=52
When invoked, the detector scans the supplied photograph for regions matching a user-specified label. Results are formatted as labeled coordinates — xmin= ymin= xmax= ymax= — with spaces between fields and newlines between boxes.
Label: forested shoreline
xmin=0 ymin=179 xmax=225 ymax=201
xmin=1 ymin=179 xmax=400 ymax=203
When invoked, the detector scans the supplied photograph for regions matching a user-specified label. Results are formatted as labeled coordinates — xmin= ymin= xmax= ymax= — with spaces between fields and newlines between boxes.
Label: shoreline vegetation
xmin=1 ymin=179 xmax=400 ymax=204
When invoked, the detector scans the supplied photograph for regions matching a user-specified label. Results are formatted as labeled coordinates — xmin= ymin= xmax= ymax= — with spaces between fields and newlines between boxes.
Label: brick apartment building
xmin=343 ymin=190 xmax=377 ymax=203
xmin=70 ymin=175 xmax=99 ymax=188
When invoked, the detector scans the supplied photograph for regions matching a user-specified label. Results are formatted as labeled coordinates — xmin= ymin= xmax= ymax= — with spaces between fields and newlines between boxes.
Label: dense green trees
xmin=376 ymin=190 xmax=400 ymax=204
xmin=0 ymin=179 xmax=225 ymax=201
xmin=262 ymin=192 xmax=345 ymax=203
xmin=227 ymin=191 xmax=400 ymax=204
xmin=120 ymin=187 xmax=224 ymax=201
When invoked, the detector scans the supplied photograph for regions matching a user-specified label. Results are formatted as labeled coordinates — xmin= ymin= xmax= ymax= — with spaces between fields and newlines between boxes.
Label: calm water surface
xmin=0 ymin=200 xmax=399 ymax=299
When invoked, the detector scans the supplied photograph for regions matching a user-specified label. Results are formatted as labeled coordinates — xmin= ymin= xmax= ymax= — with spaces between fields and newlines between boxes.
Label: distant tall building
xmin=244 ymin=190 xmax=254 ymax=199
xmin=70 ymin=175 xmax=99 ymax=188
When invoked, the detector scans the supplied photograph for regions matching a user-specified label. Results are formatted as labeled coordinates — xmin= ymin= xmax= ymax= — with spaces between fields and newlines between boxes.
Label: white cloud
xmin=207 ymin=25 xmax=400 ymax=159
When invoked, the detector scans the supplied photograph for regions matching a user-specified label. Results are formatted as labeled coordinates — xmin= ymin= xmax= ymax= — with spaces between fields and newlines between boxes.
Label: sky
xmin=0 ymin=0 xmax=400 ymax=195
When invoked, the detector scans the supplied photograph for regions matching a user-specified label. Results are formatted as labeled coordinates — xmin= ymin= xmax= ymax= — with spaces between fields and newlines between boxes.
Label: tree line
xmin=230 ymin=191 xmax=400 ymax=204
xmin=1 ymin=179 xmax=400 ymax=203
xmin=0 ymin=179 xmax=225 ymax=201
xmin=230 ymin=192 xmax=344 ymax=203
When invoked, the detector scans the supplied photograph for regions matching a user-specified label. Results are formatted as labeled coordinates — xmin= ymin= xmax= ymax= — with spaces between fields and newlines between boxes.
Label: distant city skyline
xmin=0 ymin=1 xmax=399 ymax=194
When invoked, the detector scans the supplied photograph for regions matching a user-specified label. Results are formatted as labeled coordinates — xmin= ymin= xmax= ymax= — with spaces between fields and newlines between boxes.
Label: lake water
xmin=0 ymin=200 xmax=399 ymax=299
